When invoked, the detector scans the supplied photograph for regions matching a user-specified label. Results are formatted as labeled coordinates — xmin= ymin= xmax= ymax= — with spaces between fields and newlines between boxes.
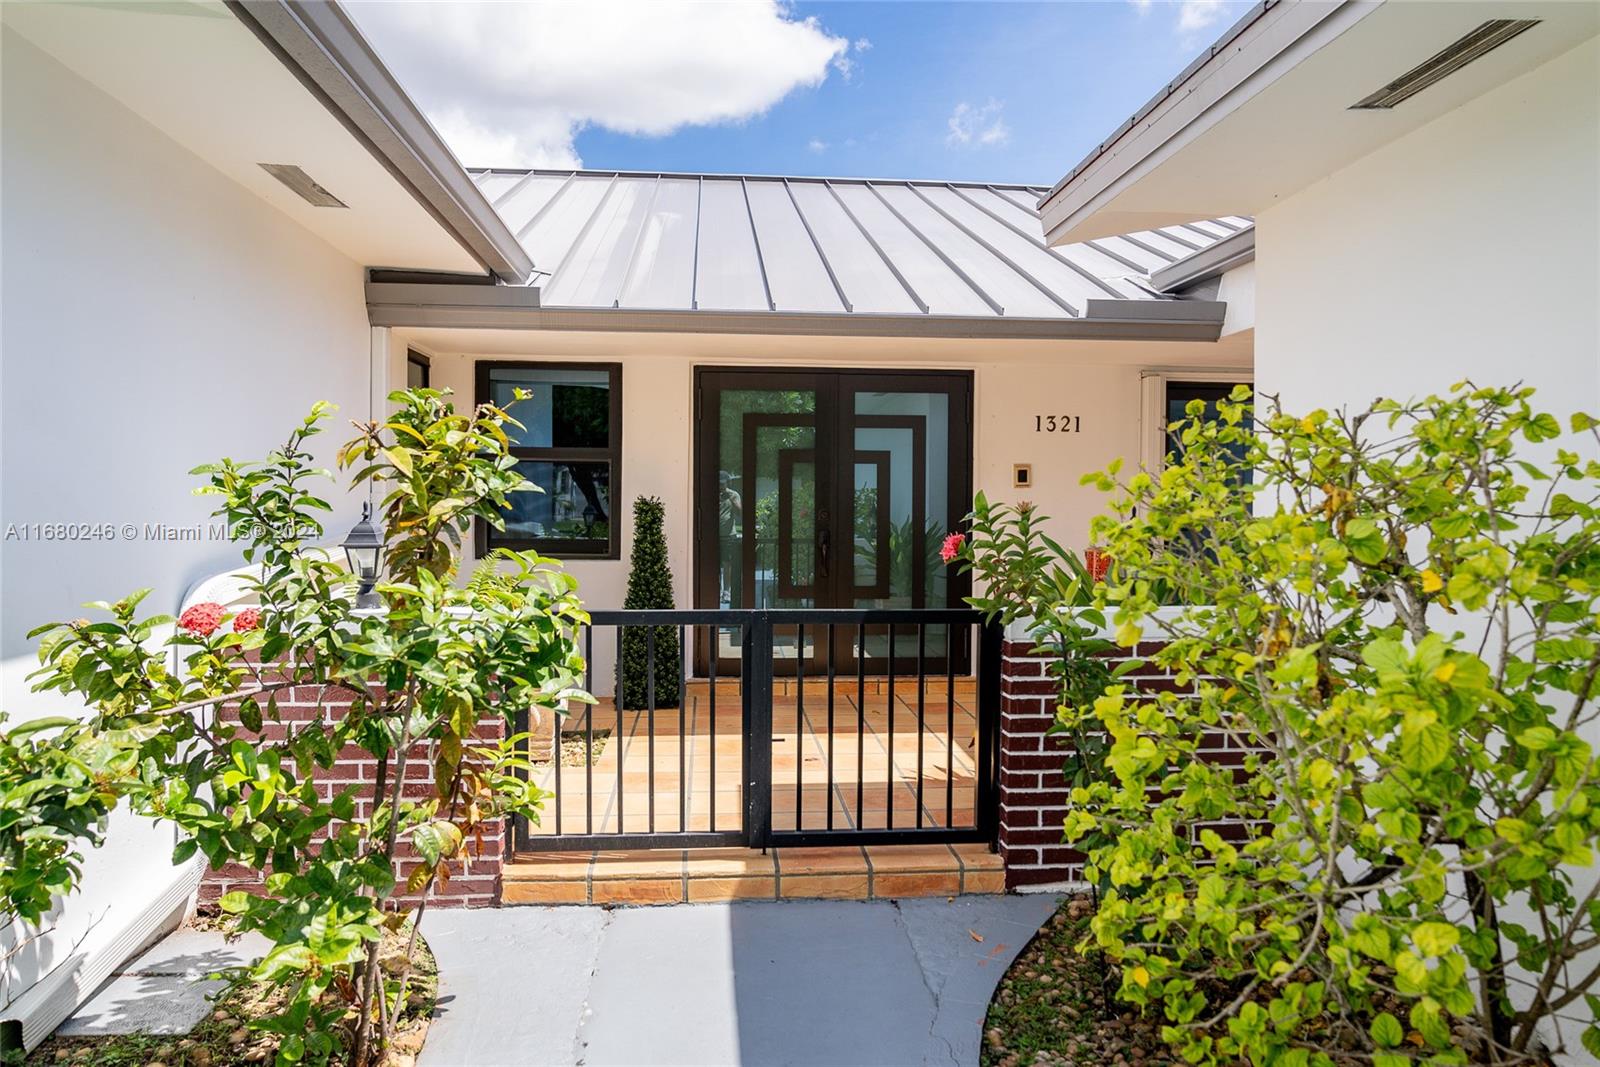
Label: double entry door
xmin=693 ymin=368 xmax=973 ymax=676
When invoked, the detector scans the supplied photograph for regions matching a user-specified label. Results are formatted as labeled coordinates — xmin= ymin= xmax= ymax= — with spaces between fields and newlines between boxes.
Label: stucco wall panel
xmin=1 ymin=29 xmax=369 ymax=1034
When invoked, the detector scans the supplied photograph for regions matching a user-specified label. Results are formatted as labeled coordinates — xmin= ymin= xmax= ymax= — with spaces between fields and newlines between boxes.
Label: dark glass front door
xmin=693 ymin=368 xmax=973 ymax=675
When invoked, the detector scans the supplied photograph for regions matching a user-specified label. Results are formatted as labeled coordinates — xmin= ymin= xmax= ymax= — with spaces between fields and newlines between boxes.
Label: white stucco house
xmin=2 ymin=0 xmax=1595 ymax=1048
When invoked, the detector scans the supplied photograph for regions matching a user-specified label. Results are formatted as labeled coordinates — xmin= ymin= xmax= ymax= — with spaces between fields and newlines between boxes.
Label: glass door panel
xmin=704 ymin=381 xmax=829 ymax=669
xmin=694 ymin=369 xmax=969 ymax=676
xmin=850 ymin=389 xmax=953 ymax=664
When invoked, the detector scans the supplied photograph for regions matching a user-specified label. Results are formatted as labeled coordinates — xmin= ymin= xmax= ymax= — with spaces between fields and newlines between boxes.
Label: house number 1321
xmin=1035 ymin=415 xmax=1082 ymax=433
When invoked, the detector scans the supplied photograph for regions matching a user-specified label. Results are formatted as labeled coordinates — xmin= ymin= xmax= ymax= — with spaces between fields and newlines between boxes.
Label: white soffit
xmin=1041 ymin=0 xmax=1600 ymax=244
xmin=473 ymin=168 xmax=1251 ymax=321
xmin=1 ymin=0 xmax=480 ymax=274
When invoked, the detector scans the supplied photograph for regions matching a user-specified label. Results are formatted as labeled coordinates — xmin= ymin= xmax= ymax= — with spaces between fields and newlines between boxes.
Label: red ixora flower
xmin=940 ymin=532 xmax=966 ymax=564
xmin=177 ymin=602 xmax=225 ymax=637
xmin=232 ymin=608 xmax=261 ymax=633
xmin=1084 ymin=547 xmax=1112 ymax=582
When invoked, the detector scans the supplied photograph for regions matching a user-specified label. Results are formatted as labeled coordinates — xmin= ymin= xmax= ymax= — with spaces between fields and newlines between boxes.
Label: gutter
xmin=1149 ymin=225 xmax=1255 ymax=293
xmin=364 ymin=278 xmax=1227 ymax=342
xmin=227 ymin=0 xmax=535 ymax=285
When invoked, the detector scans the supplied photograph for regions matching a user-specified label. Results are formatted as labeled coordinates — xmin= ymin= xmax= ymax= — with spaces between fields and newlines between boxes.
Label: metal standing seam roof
xmin=468 ymin=168 xmax=1252 ymax=321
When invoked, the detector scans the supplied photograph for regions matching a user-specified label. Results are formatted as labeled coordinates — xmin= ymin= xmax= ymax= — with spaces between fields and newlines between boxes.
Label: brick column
xmin=200 ymin=682 xmax=507 ymax=909
xmin=995 ymin=619 xmax=1263 ymax=888
xmin=996 ymin=637 xmax=1085 ymax=887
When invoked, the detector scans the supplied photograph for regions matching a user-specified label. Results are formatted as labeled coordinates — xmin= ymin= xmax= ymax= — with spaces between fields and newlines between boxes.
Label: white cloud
xmin=807 ymin=138 xmax=829 ymax=154
xmin=832 ymin=35 xmax=873 ymax=81
xmin=347 ymin=1 xmax=849 ymax=168
xmin=1178 ymin=0 xmax=1228 ymax=33
xmin=1128 ymin=0 xmax=1240 ymax=41
xmin=945 ymin=100 xmax=1009 ymax=149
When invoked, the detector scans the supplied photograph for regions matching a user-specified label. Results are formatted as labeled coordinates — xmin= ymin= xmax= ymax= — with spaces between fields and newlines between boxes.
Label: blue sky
xmin=576 ymin=2 xmax=1248 ymax=185
xmin=351 ymin=0 xmax=1254 ymax=187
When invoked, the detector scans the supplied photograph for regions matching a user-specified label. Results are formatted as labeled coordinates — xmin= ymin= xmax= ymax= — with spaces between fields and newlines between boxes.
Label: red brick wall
xmin=997 ymin=635 xmax=1259 ymax=888
xmin=198 ymin=682 xmax=506 ymax=909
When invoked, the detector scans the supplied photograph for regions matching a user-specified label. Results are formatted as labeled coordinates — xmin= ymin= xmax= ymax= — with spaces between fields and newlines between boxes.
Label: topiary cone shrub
xmin=619 ymin=496 xmax=680 ymax=709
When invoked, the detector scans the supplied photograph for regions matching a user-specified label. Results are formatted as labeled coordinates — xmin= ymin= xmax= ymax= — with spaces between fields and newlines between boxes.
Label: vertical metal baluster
xmin=856 ymin=621 xmax=866 ymax=828
xmin=678 ymin=624 xmax=687 ymax=833
xmin=826 ymin=623 xmax=836 ymax=831
xmin=585 ymin=624 xmax=594 ymax=835
xmin=795 ymin=622 xmax=804 ymax=832
xmin=709 ymin=626 xmax=718 ymax=832
xmin=946 ymin=622 xmax=956 ymax=829
xmin=887 ymin=622 xmax=895 ymax=831
xmin=554 ymin=646 xmax=564 ymax=835
xmin=616 ymin=625 xmax=625 ymax=834
xmin=916 ymin=622 xmax=925 ymax=829
xmin=647 ymin=628 xmax=656 ymax=833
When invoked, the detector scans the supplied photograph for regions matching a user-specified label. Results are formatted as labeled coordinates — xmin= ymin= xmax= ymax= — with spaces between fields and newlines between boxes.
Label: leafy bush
xmin=0 ymin=709 xmax=144 ymax=927
xmin=619 ymin=496 xmax=679 ymax=710
xmin=1068 ymin=384 xmax=1600 ymax=1064
xmin=25 ymin=389 xmax=588 ymax=1066
xmin=954 ymin=495 xmax=1130 ymax=790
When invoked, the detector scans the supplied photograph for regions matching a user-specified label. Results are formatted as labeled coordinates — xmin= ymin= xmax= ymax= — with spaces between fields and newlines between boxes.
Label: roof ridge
xmin=467 ymin=166 xmax=1053 ymax=193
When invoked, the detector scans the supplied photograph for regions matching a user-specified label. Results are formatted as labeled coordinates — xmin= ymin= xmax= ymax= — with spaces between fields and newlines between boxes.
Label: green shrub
xmin=619 ymin=496 xmax=680 ymax=709
xmin=0 ymin=710 xmax=143 ymax=927
xmin=1065 ymin=383 xmax=1600 ymax=1065
xmin=26 ymin=390 xmax=588 ymax=1067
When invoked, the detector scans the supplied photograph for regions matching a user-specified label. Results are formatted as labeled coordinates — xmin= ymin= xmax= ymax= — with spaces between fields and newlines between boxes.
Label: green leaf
xmin=238 ymin=696 xmax=263 ymax=734
xmin=1581 ymin=1024 xmax=1600 ymax=1060
xmin=1409 ymin=1000 xmax=1451 ymax=1049
xmin=1370 ymin=1012 xmax=1404 ymax=1048
xmin=1517 ymin=726 xmax=1557 ymax=751
xmin=1412 ymin=922 xmax=1460 ymax=958
xmin=3 ymin=716 xmax=78 ymax=738
xmin=1525 ymin=412 xmax=1561 ymax=442
xmin=1344 ymin=518 xmax=1387 ymax=565
xmin=218 ymin=890 xmax=253 ymax=914
xmin=1400 ymin=714 xmax=1451 ymax=772
xmin=1361 ymin=637 xmax=1408 ymax=674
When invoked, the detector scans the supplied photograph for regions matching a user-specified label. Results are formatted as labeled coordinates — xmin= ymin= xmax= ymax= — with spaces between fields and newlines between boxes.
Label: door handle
xmin=817 ymin=527 xmax=830 ymax=578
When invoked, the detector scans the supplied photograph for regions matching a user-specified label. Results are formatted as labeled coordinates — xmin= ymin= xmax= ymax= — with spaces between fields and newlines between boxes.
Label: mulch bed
xmin=27 ymin=921 xmax=437 ymax=1067
xmin=983 ymin=895 xmax=1174 ymax=1067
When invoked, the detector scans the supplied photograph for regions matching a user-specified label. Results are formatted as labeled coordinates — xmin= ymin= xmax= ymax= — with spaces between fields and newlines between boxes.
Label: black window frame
xmin=474 ymin=360 xmax=623 ymax=560
xmin=405 ymin=349 xmax=431 ymax=389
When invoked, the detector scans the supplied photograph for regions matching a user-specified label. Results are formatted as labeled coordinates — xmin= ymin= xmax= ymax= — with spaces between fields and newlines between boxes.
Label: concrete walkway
xmin=419 ymin=895 xmax=1058 ymax=1067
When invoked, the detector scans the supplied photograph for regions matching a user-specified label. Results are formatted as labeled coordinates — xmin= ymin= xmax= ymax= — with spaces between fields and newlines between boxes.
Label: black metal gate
xmin=512 ymin=608 xmax=1001 ymax=852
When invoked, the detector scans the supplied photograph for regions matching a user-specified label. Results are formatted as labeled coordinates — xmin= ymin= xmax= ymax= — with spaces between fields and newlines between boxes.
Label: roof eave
xmin=364 ymin=279 xmax=1226 ymax=342
xmin=228 ymin=0 xmax=535 ymax=284
xmin=1037 ymin=0 xmax=1370 ymax=245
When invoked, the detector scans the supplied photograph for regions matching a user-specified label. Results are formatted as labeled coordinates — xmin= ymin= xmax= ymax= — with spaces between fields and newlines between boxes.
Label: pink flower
xmin=178 ymin=602 xmax=225 ymax=637
xmin=940 ymin=532 xmax=966 ymax=564
xmin=232 ymin=608 xmax=261 ymax=633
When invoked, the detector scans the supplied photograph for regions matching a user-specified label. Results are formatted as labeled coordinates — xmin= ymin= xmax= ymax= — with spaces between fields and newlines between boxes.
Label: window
xmin=1164 ymin=380 xmax=1252 ymax=471
xmin=475 ymin=362 xmax=621 ymax=559
xmin=406 ymin=350 xmax=430 ymax=389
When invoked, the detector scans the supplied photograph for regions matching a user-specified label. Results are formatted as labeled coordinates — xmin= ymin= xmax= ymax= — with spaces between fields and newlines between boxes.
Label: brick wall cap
xmin=1004 ymin=605 xmax=1201 ymax=642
